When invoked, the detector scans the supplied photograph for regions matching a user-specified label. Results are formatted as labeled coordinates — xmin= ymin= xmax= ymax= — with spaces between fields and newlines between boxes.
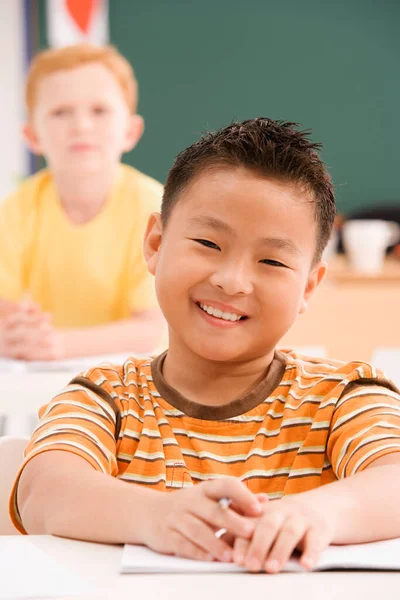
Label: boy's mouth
xmin=196 ymin=302 xmax=248 ymax=323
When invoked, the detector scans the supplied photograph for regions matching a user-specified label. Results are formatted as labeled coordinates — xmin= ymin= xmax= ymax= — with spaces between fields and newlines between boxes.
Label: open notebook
xmin=121 ymin=538 xmax=400 ymax=574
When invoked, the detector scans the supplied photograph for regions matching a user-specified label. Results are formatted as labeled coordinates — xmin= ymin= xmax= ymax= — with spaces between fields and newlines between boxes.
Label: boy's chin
xmin=194 ymin=342 xmax=254 ymax=364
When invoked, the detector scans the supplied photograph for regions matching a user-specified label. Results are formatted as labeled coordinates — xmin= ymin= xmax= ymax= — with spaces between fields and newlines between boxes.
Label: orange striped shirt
xmin=10 ymin=350 xmax=400 ymax=533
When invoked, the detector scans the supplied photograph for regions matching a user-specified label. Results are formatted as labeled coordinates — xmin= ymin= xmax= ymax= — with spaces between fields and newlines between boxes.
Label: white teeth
xmin=199 ymin=303 xmax=243 ymax=322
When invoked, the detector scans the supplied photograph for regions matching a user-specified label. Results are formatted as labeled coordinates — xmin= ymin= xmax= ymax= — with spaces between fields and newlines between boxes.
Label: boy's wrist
xmin=125 ymin=484 xmax=164 ymax=545
xmin=302 ymin=483 xmax=357 ymax=544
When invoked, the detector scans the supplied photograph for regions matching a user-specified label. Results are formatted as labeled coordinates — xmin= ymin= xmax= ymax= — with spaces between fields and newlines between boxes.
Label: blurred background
xmin=2 ymin=0 xmax=400 ymax=214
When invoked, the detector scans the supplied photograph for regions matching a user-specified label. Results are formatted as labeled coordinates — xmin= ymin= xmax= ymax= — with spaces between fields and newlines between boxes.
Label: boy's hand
xmin=140 ymin=478 xmax=262 ymax=562
xmin=0 ymin=298 xmax=19 ymax=320
xmin=232 ymin=493 xmax=336 ymax=573
xmin=0 ymin=301 xmax=63 ymax=361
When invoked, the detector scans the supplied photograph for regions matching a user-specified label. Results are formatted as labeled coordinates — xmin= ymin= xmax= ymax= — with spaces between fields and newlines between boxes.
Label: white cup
xmin=342 ymin=219 xmax=400 ymax=274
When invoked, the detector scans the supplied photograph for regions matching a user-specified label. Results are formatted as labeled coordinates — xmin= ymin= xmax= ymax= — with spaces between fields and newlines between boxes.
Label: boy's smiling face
xmin=145 ymin=167 xmax=326 ymax=364
xmin=24 ymin=62 xmax=142 ymax=175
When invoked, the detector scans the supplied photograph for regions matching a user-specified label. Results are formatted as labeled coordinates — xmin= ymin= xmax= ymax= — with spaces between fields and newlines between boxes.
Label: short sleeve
xmin=0 ymin=191 xmax=25 ymax=301
xmin=9 ymin=369 xmax=120 ymax=533
xmin=327 ymin=382 xmax=400 ymax=479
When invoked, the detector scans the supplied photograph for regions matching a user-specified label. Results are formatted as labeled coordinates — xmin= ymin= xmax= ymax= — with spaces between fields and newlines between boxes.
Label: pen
xmin=218 ymin=497 xmax=232 ymax=511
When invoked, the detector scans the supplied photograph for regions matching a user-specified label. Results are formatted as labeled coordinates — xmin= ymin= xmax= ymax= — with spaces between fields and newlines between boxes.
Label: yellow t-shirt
xmin=0 ymin=165 xmax=162 ymax=327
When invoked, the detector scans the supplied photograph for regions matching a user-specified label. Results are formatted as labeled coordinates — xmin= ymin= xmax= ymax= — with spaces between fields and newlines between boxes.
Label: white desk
xmin=0 ymin=373 xmax=70 ymax=436
xmin=1 ymin=535 xmax=399 ymax=600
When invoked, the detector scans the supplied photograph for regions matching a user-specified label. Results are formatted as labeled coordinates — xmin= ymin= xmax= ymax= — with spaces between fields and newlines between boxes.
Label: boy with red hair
xmin=0 ymin=44 xmax=163 ymax=360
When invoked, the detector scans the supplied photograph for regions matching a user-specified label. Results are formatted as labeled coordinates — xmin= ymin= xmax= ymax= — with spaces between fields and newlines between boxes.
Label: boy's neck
xmin=53 ymin=166 xmax=118 ymax=224
xmin=162 ymin=337 xmax=275 ymax=407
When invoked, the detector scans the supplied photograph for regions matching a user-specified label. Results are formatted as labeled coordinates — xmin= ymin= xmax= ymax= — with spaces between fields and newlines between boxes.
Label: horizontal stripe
xmin=42 ymin=398 xmax=110 ymax=421
xmin=189 ymin=467 xmax=293 ymax=481
xmin=120 ymin=409 xmax=145 ymax=423
xmin=34 ymin=423 xmax=113 ymax=459
xmin=13 ymin=351 xmax=400 ymax=524
xmin=58 ymin=385 xmax=116 ymax=423
xmin=332 ymin=404 xmax=400 ymax=431
xmin=342 ymin=433 xmax=400 ymax=475
xmin=336 ymin=422 xmax=400 ymax=473
xmin=351 ymin=443 xmax=400 ymax=475
xmin=34 ymin=411 xmax=114 ymax=438
xmin=25 ymin=439 xmax=107 ymax=473
xmin=119 ymin=472 xmax=166 ymax=484
xmin=336 ymin=388 xmax=400 ymax=410
xmin=35 ymin=429 xmax=111 ymax=463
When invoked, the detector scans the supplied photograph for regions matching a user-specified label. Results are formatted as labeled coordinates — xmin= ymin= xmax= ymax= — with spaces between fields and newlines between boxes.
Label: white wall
xmin=0 ymin=0 xmax=26 ymax=199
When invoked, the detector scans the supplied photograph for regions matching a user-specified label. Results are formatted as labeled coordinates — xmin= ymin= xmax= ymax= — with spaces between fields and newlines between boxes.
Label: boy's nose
xmin=71 ymin=112 xmax=93 ymax=131
xmin=209 ymin=260 xmax=254 ymax=296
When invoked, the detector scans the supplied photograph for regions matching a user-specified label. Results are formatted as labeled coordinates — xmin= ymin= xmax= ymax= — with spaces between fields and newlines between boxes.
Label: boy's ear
xmin=143 ymin=212 xmax=163 ymax=275
xmin=23 ymin=122 xmax=43 ymax=155
xmin=298 ymin=261 xmax=327 ymax=315
xmin=123 ymin=114 xmax=144 ymax=153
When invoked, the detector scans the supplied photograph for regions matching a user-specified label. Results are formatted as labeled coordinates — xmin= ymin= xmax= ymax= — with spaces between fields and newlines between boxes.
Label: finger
xmin=204 ymin=478 xmax=262 ymax=517
xmin=299 ymin=528 xmax=329 ymax=571
xmin=233 ymin=536 xmax=250 ymax=566
xmin=256 ymin=493 xmax=269 ymax=504
xmin=38 ymin=319 xmax=53 ymax=334
xmin=3 ymin=320 xmax=51 ymax=346
xmin=3 ymin=338 xmax=40 ymax=360
xmin=221 ymin=530 xmax=235 ymax=547
xmin=244 ymin=513 xmax=284 ymax=572
xmin=227 ymin=492 xmax=268 ymax=518
xmin=4 ymin=311 xmax=48 ymax=331
xmin=3 ymin=342 xmax=29 ymax=360
xmin=264 ymin=516 xmax=307 ymax=573
xmin=0 ymin=298 xmax=17 ymax=309
xmin=192 ymin=496 xmax=255 ymax=539
xmin=18 ymin=293 xmax=40 ymax=314
xmin=3 ymin=327 xmax=53 ymax=359
xmin=174 ymin=514 xmax=232 ymax=562
xmin=167 ymin=531 xmax=213 ymax=562
xmin=0 ymin=298 xmax=18 ymax=317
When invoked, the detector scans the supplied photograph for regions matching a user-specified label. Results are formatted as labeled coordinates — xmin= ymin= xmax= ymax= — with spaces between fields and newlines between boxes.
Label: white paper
xmin=121 ymin=538 xmax=400 ymax=574
xmin=315 ymin=538 xmax=400 ymax=571
xmin=0 ymin=537 xmax=93 ymax=599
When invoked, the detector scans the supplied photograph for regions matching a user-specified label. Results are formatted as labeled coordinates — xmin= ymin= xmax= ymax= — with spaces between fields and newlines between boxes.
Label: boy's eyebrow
xmin=187 ymin=215 xmax=233 ymax=234
xmin=260 ymin=237 xmax=303 ymax=256
xmin=186 ymin=214 xmax=302 ymax=255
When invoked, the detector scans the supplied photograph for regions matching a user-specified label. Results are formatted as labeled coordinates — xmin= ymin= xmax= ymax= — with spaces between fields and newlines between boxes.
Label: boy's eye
xmin=193 ymin=239 xmax=221 ymax=251
xmin=93 ymin=106 xmax=108 ymax=115
xmin=260 ymin=259 xmax=287 ymax=268
xmin=51 ymin=108 xmax=70 ymax=117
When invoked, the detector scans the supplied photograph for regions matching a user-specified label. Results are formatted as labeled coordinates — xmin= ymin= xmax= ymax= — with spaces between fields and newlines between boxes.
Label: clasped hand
xmin=0 ymin=297 xmax=62 ymax=361
xmin=142 ymin=478 xmax=336 ymax=573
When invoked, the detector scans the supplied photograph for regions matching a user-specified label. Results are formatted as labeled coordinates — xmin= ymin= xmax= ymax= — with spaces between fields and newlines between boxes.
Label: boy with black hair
xmin=11 ymin=118 xmax=400 ymax=574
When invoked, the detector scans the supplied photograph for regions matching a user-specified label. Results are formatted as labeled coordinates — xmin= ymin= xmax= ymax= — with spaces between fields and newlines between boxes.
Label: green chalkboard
xmin=40 ymin=0 xmax=400 ymax=214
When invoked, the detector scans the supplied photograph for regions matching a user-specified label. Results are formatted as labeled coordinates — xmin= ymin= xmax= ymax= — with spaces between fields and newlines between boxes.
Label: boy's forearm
xmin=18 ymin=452 xmax=159 ymax=544
xmin=59 ymin=310 xmax=165 ymax=358
xmin=303 ymin=458 xmax=400 ymax=544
